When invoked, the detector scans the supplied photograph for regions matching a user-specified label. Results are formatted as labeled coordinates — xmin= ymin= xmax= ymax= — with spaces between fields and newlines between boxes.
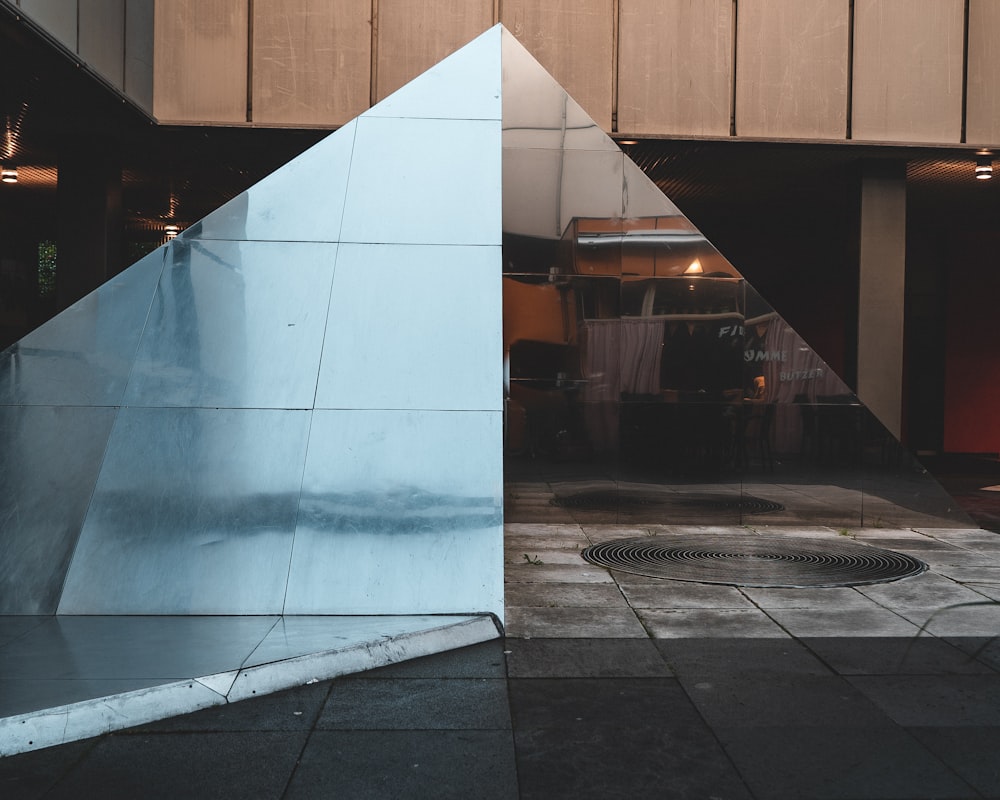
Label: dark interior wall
xmin=943 ymin=229 xmax=1000 ymax=455
xmin=679 ymin=176 xmax=860 ymax=389
xmin=905 ymin=200 xmax=951 ymax=452
xmin=0 ymin=186 xmax=58 ymax=345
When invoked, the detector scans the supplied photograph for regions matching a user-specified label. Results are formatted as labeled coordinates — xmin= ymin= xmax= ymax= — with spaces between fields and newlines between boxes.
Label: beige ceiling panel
xmin=375 ymin=0 xmax=494 ymax=102
xmin=501 ymin=0 xmax=614 ymax=131
xmin=852 ymin=0 xmax=963 ymax=143
xmin=736 ymin=0 xmax=848 ymax=140
xmin=967 ymin=0 xmax=1000 ymax=146
xmin=253 ymin=0 xmax=371 ymax=126
xmin=618 ymin=0 xmax=732 ymax=137
xmin=154 ymin=0 xmax=248 ymax=123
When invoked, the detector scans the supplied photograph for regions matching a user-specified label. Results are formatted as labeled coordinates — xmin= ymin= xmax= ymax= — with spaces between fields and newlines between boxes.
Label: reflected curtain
xmin=579 ymin=319 xmax=665 ymax=451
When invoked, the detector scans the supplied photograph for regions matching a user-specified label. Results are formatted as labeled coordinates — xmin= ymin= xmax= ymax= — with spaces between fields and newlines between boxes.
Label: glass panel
xmin=340 ymin=116 xmax=502 ymax=246
xmin=58 ymin=407 xmax=311 ymax=614
xmin=0 ymin=406 xmax=118 ymax=613
xmin=123 ymin=239 xmax=336 ymax=409
xmin=284 ymin=409 xmax=503 ymax=615
xmin=0 ymin=249 xmax=163 ymax=407
xmin=315 ymin=243 xmax=502 ymax=412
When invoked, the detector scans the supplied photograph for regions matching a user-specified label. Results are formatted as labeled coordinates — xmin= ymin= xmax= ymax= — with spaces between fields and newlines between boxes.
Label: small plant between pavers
xmin=522 ymin=553 xmax=543 ymax=565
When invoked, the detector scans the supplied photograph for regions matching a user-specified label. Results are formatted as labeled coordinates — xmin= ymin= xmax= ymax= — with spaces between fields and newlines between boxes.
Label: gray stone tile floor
xmin=4 ymin=521 xmax=1000 ymax=798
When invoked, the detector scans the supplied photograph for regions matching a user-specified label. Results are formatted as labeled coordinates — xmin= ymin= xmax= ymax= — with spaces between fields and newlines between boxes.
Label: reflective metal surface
xmin=187 ymin=121 xmax=357 ymax=243
xmin=284 ymin=409 xmax=503 ymax=614
xmin=123 ymin=239 xmax=336 ymax=409
xmin=340 ymin=116 xmax=502 ymax=246
xmin=0 ymin=406 xmax=118 ymax=613
xmin=58 ymin=408 xmax=311 ymax=614
xmin=498 ymin=26 xmax=969 ymax=531
xmin=0 ymin=250 xmax=163 ymax=407
xmin=315 ymin=243 xmax=502 ymax=411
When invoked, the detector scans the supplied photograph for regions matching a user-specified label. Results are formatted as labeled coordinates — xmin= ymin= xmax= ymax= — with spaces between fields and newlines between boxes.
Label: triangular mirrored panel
xmin=498 ymin=28 xmax=972 ymax=530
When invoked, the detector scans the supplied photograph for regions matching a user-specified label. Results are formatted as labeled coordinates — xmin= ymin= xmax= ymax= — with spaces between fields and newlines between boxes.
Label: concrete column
xmin=857 ymin=162 xmax=906 ymax=439
xmin=56 ymin=151 xmax=123 ymax=310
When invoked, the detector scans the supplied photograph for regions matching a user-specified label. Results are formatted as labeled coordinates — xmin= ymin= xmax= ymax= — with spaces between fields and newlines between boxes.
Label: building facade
xmin=1 ymin=0 xmax=999 ymax=455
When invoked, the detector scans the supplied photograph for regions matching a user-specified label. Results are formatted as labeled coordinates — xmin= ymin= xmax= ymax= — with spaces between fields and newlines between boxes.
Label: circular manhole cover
xmin=580 ymin=534 xmax=927 ymax=588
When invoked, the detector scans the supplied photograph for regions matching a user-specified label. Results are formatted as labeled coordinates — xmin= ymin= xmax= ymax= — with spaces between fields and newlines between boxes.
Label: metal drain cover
xmin=581 ymin=534 xmax=927 ymax=588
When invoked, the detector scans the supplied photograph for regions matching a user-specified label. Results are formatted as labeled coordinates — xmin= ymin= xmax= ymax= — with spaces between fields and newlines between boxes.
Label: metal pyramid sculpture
xmin=0 ymin=26 xmax=971 ymax=616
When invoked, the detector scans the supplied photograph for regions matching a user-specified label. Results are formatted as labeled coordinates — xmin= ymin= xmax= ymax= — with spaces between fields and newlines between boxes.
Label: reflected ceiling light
xmin=616 ymin=139 xmax=638 ymax=146
xmin=164 ymin=224 xmax=180 ymax=238
xmin=0 ymin=166 xmax=17 ymax=183
xmin=684 ymin=259 xmax=703 ymax=275
xmin=975 ymin=152 xmax=993 ymax=180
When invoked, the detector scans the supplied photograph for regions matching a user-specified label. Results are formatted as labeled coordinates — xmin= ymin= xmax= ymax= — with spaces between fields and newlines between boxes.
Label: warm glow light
xmin=0 ymin=167 xmax=17 ymax=184
xmin=164 ymin=224 xmax=180 ymax=239
xmin=616 ymin=139 xmax=638 ymax=146
xmin=976 ymin=153 xmax=993 ymax=180
xmin=684 ymin=259 xmax=703 ymax=275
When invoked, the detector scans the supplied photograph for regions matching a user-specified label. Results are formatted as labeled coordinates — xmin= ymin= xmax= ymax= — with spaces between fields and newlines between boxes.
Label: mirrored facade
xmin=0 ymin=24 xmax=972 ymax=620
xmin=499 ymin=28 xmax=971 ymax=532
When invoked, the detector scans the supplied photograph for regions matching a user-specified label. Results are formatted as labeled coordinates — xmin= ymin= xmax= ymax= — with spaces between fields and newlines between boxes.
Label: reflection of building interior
xmin=504 ymin=215 xmax=967 ymax=529
xmin=507 ymin=216 xmax=835 ymax=460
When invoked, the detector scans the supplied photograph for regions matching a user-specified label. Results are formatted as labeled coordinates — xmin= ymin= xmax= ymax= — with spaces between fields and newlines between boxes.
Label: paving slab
xmin=0 ymin=737 xmax=96 ymax=799
xmin=909 ymin=726 xmax=1000 ymax=798
xmin=285 ymin=730 xmax=519 ymax=800
xmin=316 ymin=677 xmax=511 ymax=730
xmin=847 ymin=674 xmax=1000 ymax=726
xmin=504 ymin=583 xmax=627 ymax=608
xmin=43 ymin=731 xmax=308 ymax=800
xmin=933 ymin=565 xmax=1000 ymax=583
xmin=716 ymin=725 xmax=978 ymax=799
xmin=762 ymin=607 xmax=922 ymax=637
xmin=800 ymin=636 xmax=995 ymax=676
xmin=503 ymin=564 xmax=613 ymax=584
xmin=503 ymin=638 xmax=672 ymax=678
xmin=857 ymin=572 xmax=993 ymax=610
xmin=680 ymin=673 xmax=897 ymax=728
xmin=504 ymin=549 xmax=588 ymax=566
xmin=618 ymin=580 xmax=755 ymax=608
xmin=505 ymin=607 xmax=648 ymax=639
xmin=894 ymin=600 xmax=1000 ymax=636
xmin=508 ymin=678 xmax=753 ymax=800
xmin=739 ymin=585 xmax=875 ymax=609
xmin=653 ymin=637 xmax=834 ymax=678
xmin=637 ymin=608 xmax=789 ymax=638
xmin=944 ymin=636 xmax=1000 ymax=672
